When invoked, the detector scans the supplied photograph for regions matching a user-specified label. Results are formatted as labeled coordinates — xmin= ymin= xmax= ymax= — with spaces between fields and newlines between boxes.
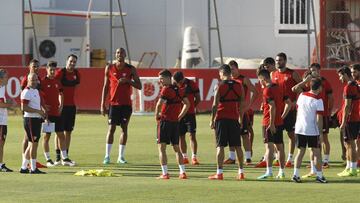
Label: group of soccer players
xmin=0 ymin=54 xmax=80 ymax=174
xmin=0 ymin=48 xmax=359 ymax=183
xmin=153 ymin=52 xmax=359 ymax=183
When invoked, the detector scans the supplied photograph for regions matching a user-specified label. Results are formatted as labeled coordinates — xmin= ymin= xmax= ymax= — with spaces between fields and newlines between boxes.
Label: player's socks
xmin=192 ymin=153 xmax=196 ymax=159
xmin=61 ymin=150 xmax=68 ymax=159
xmin=216 ymin=168 xmax=223 ymax=175
xmin=238 ymin=168 xmax=244 ymax=174
xmin=294 ymin=168 xmax=300 ymax=177
xmin=229 ymin=151 xmax=236 ymax=160
xmin=119 ymin=144 xmax=126 ymax=159
xmin=161 ymin=165 xmax=168 ymax=175
xmin=179 ymin=164 xmax=186 ymax=174
xmin=55 ymin=149 xmax=61 ymax=161
xmin=44 ymin=152 xmax=51 ymax=161
xmin=105 ymin=144 xmax=112 ymax=158
xmin=30 ymin=159 xmax=37 ymax=171
xmin=310 ymin=161 xmax=317 ymax=174
xmin=316 ymin=171 xmax=323 ymax=178
xmin=351 ymin=162 xmax=358 ymax=171
xmin=21 ymin=158 xmax=29 ymax=170
xmin=266 ymin=166 xmax=273 ymax=175
xmin=182 ymin=153 xmax=188 ymax=158
xmin=245 ymin=151 xmax=251 ymax=160
xmin=286 ymin=153 xmax=293 ymax=162
xmin=323 ymin=154 xmax=329 ymax=163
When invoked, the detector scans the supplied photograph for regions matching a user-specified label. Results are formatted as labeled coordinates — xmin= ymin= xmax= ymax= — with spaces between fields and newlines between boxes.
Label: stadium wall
xmin=1 ymin=67 xmax=344 ymax=113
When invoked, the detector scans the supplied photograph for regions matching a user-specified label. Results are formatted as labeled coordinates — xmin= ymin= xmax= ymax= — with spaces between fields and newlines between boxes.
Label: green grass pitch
xmin=1 ymin=114 xmax=359 ymax=202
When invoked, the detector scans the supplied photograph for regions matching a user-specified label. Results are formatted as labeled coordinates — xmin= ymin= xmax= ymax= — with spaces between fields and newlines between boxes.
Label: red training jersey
xmin=262 ymin=83 xmax=286 ymax=126
xmin=215 ymin=80 xmax=243 ymax=120
xmin=107 ymin=63 xmax=133 ymax=106
xmin=160 ymin=84 xmax=186 ymax=122
xmin=54 ymin=68 xmax=80 ymax=106
xmin=21 ymin=74 xmax=41 ymax=90
xmin=272 ymin=68 xmax=298 ymax=102
xmin=179 ymin=78 xmax=199 ymax=115
xmin=40 ymin=77 xmax=63 ymax=116
xmin=338 ymin=81 xmax=360 ymax=123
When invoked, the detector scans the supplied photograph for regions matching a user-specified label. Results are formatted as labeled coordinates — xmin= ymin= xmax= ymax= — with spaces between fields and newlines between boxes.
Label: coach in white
xmin=20 ymin=73 xmax=46 ymax=174
xmin=292 ymin=78 xmax=327 ymax=183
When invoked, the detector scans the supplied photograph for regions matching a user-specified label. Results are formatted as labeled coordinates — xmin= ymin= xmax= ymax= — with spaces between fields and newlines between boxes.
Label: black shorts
xmin=179 ymin=114 xmax=196 ymax=135
xmin=61 ymin=106 xmax=76 ymax=132
xmin=47 ymin=116 xmax=64 ymax=133
xmin=341 ymin=122 xmax=360 ymax=142
xmin=240 ymin=114 xmax=249 ymax=135
xmin=215 ymin=119 xmax=241 ymax=147
xmin=322 ymin=116 xmax=330 ymax=134
xmin=283 ymin=110 xmax=296 ymax=133
xmin=108 ymin=105 xmax=132 ymax=126
xmin=0 ymin=125 xmax=7 ymax=140
xmin=157 ymin=120 xmax=179 ymax=145
xmin=296 ymin=134 xmax=320 ymax=148
xmin=23 ymin=117 xmax=42 ymax=143
xmin=262 ymin=125 xmax=284 ymax=144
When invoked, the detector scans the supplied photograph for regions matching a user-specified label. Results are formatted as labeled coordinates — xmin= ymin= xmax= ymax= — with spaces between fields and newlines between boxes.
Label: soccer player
xmin=20 ymin=59 xmax=46 ymax=168
xmin=41 ymin=61 xmax=74 ymax=167
xmin=54 ymin=54 xmax=80 ymax=165
xmin=350 ymin=64 xmax=360 ymax=169
xmin=292 ymin=63 xmax=333 ymax=177
xmin=0 ymin=69 xmax=16 ymax=172
xmin=154 ymin=69 xmax=190 ymax=179
xmin=20 ymin=73 xmax=47 ymax=174
xmin=208 ymin=64 xmax=245 ymax=180
xmin=255 ymin=57 xmax=277 ymax=168
xmin=262 ymin=57 xmax=277 ymax=73
xmin=271 ymin=52 xmax=302 ymax=167
xmin=101 ymin=48 xmax=142 ymax=164
xmin=224 ymin=60 xmax=259 ymax=165
xmin=172 ymin=71 xmax=201 ymax=165
xmin=291 ymin=78 xmax=327 ymax=183
xmin=257 ymin=69 xmax=291 ymax=180
xmin=337 ymin=66 xmax=360 ymax=177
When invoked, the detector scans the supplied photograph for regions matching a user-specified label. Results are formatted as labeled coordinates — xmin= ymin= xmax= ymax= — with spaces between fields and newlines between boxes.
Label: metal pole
xmin=208 ymin=0 xmax=211 ymax=67
xmin=29 ymin=0 xmax=39 ymax=60
xmin=86 ymin=0 xmax=93 ymax=67
xmin=306 ymin=0 xmax=311 ymax=66
xmin=110 ymin=0 xmax=113 ymax=63
xmin=22 ymin=0 xmax=25 ymax=66
xmin=311 ymin=0 xmax=320 ymax=63
xmin=117 ymin=0 xmax=131 ymax=65
xmin=213 ymin=0 xmax=223 ymax=65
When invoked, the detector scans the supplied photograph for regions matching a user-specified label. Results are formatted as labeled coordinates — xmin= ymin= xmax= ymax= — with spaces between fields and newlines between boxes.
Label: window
xmin=275 ymin=0 xmax=310 ymax=35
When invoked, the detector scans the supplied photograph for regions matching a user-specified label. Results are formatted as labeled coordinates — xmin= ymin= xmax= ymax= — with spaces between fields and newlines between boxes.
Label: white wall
xmin=0 ymin=0 xmax=22 ymax=54
xmin=51 ymin=0 xmax=320 ymax=67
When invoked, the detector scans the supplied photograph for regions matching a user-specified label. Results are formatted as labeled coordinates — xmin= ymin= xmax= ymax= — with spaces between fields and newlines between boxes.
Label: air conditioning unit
xmin=34 ymin=36 xmax=88 ymax=67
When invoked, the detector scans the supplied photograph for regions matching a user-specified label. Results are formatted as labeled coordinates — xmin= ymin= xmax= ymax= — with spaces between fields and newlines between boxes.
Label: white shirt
xmin=0 ymin=86 xmax=8 ymax=125
xmin=21 ymin=87 xmax=42 ymax=118
xmin=295 ymin=92 xmax=324 ymax=136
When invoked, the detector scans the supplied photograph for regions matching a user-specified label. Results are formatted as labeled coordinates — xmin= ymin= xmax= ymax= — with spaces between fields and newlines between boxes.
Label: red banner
xmin=2 ymin=67 xmax=344 ymax=112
